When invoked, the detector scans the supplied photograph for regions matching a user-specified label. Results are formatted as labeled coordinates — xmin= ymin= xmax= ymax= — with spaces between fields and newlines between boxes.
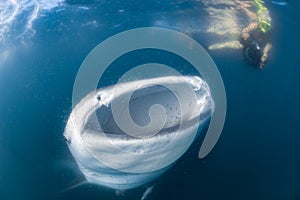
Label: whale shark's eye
xmin=96 ymin=95 xmax=101 ymax=101
xmin=64 ymin=76 xmax=214 ymax=190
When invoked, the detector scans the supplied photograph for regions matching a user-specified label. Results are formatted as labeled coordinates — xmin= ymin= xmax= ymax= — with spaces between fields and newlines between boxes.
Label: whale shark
xmin=64 ymin=75 xmax=214 ymax=190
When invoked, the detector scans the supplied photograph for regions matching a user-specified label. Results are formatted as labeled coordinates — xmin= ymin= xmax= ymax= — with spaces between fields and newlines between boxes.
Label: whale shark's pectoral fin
xmin=208 ymin=40 xmax=243 ymax=50
xmin=115 ymin=189 xmax=127 ymax=197
xmin=141 ymin=186 xmax=154 ymax=200
xmin=57 ymin=175 xmax=87 ymax=193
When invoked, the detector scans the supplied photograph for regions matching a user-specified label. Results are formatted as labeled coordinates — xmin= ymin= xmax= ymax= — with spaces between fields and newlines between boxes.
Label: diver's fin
xmin=271 ymin=1 xmax=287 ymax=6
xmin=208 ymin=41 xmax=243 ymax=50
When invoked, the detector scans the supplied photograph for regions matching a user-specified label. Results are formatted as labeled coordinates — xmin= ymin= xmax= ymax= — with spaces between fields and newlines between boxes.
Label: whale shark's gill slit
xmin=64 ymin=76 xmax=214 ymax=190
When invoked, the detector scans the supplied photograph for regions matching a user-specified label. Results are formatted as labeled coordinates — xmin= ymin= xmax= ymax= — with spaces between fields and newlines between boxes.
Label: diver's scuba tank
xmin=243 ymin=40 xmax=262 ymax=67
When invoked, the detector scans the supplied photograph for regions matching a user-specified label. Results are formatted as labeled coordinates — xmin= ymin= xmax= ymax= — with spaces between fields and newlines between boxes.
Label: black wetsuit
xmin=240 ymin=28 xmax=271 ymax=67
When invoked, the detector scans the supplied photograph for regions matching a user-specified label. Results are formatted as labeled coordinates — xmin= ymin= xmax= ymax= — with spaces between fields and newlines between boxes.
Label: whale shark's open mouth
xmin=64 ymin=75 xmax=214 ymax=190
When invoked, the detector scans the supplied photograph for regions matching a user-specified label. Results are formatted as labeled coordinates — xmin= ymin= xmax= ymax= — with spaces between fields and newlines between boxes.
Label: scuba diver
xmin=206 ymin=0 xmax=272 ymax=69
xmin=239 ymin=0 xmax=272 ymax=68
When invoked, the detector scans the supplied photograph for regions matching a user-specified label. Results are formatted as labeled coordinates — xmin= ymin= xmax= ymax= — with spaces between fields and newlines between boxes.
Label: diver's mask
xmin=243 ymin=41 xmax=262 ymax=67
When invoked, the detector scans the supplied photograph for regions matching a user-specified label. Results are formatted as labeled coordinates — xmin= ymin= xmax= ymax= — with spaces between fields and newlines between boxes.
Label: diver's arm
xmin=241 ymin=22 xmax=259 ymax=41
xmin=260 ymin=43 xmax=272 ymax=68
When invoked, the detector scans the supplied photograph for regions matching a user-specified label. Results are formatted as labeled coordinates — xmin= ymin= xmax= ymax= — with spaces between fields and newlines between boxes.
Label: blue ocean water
xmin=0 ymin=0 xmax=300 ymax=200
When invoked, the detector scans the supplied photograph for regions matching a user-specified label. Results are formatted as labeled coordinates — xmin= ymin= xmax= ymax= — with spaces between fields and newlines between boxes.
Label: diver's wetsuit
xmin=240 ymin=23 xmax=271 ymax=68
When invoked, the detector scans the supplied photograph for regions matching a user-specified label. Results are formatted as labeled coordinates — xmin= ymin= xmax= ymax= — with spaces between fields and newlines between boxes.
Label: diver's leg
xmin=236 ymin=0 xmax=253 ymax=8
xmin=208 ymin=40 xmax=243 ymax=50
xmin=236 ymin=0 xmax=257 ymax=19
xmin=239 ymin=5 xmax=257 ymax=19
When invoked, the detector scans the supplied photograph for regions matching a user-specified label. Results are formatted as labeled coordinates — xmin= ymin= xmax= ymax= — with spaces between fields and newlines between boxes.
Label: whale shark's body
xmin=64 ymin=76 xmax=214 ymax=190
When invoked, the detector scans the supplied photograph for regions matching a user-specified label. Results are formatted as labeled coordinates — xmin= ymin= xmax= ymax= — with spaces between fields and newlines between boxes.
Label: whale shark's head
xmin=64 ymin=75 xmax=214 ymax=190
